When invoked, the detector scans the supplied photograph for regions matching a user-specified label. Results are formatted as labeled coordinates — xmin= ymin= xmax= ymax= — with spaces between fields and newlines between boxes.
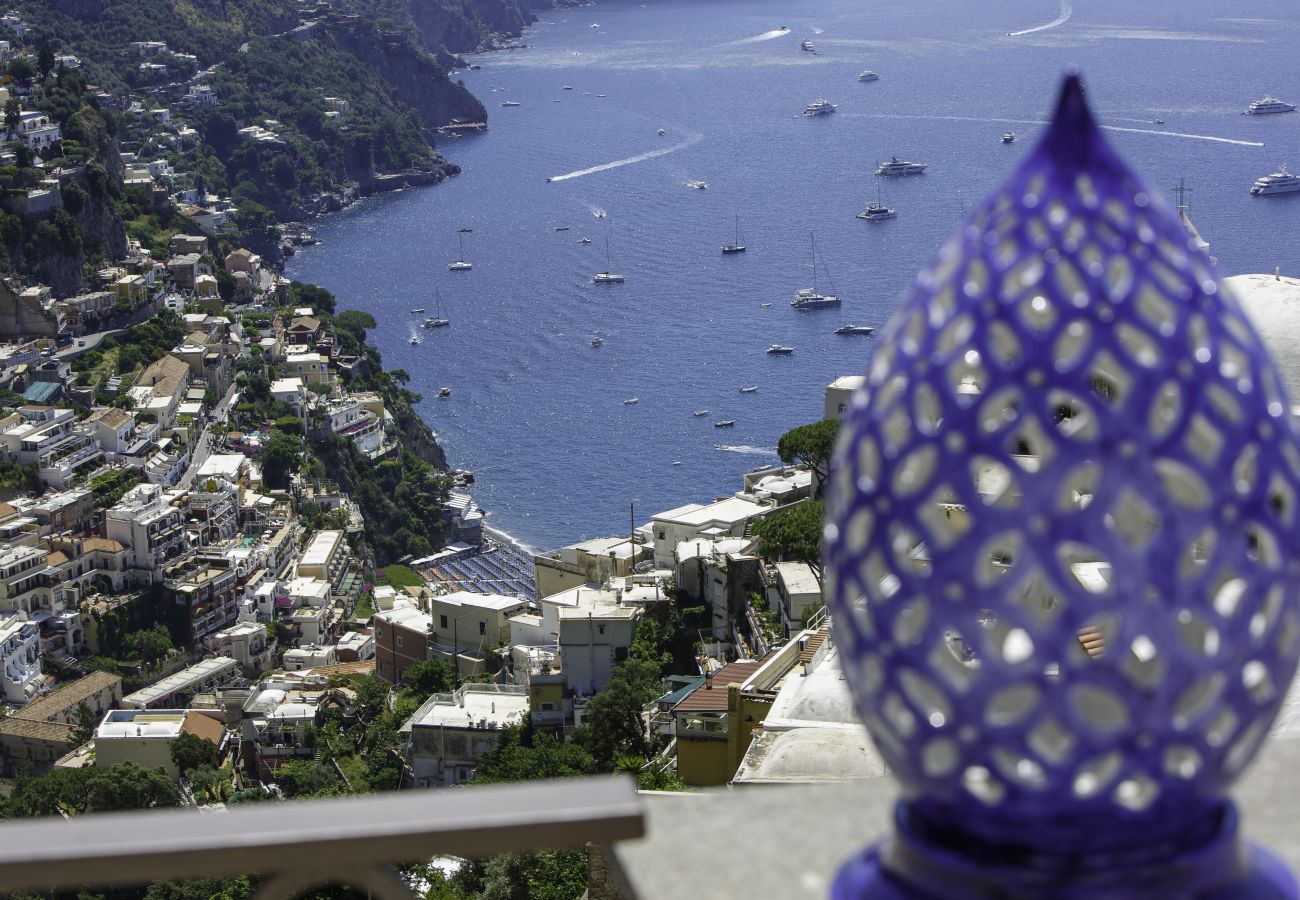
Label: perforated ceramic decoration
xmin=825 ymin=76 xmax=1300 ymax=898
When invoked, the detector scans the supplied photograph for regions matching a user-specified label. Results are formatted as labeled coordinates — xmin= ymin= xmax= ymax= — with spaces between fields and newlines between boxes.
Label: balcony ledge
xmin=607 ymin=736 xmax=1300 ymax=899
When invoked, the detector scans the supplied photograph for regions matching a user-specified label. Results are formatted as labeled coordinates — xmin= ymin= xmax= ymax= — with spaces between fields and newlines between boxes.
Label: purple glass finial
xmin=826 ymin=74 xmax=1300 ymax=898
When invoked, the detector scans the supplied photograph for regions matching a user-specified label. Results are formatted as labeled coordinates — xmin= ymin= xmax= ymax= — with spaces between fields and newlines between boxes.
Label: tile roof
xmin=181 ymin=710 xmax=226 ymax=745
xmin=15 ymin=671 xmax=122 ymax=722
xmin=673 ymin=659 xmax=768 ymax=713
xmin=83 ymin=537 xmax=125 ymax=554
xmin=86 ymin=407 xmax=133 ymax=429
xmin=0 ymin=716 xmax=75 ymax=743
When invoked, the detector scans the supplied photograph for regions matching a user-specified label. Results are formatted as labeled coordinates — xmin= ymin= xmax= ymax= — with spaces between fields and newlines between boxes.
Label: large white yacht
xmin=876 ymin=157 xmax=927 ymax=176
xmin=857 ymin=70 xmax=879 ymax=82
xmin=1245 ymin=97 xmax=1296 ymax=115
xmin=800 ymin=39 xmax=816 ymax=52
xmin=1250 ymin=167 xmax=1300 ymax=196
xmin=803 ymin=98 xmax=837 ymax=116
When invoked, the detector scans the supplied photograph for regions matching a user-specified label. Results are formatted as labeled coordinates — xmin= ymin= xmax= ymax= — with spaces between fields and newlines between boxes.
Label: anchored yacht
xmin=835 ymin=324 xmax=875 ymax=336
xmin=876 ymin=157 xmax=927 ymax=176
xmin=1002 ymin=132 xmax=1015 ymax=144
xmin=766 ymin=344 xmax=794 ymax=355
xmin=800 ymin=39 xmax=816 ymax=52
xmin=1251 ymin=167 xmax=1300 ymax=195
xmin=803 ymin=98 xmax=837 ymax=116
xmin=858 ymin=70 xmax=879 ymax=82
xmin=1245 ymin=97 xmax=1296 ymax=115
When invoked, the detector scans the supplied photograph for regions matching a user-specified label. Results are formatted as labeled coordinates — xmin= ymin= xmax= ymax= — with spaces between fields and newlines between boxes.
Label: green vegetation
xmin=90 ymin=467 xmax=141 ymax=509
xmin=169 ymin=732 xmax=218 ymax=776
xmin=751 ymin=500 xmax=825 ymax=567
xmin=379 ymin=563 xmax=423 ymax=589
xmin=6 ymin=762 xmax=181 ymax=817
xmin=777 ymin=418 xmax=840 ymax=497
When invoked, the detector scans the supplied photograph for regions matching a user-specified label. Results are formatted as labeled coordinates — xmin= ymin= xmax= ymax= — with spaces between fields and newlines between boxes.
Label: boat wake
xmin=1008 ymin=0 xmax=1072 ymax=37
xmin=714 ymin=444 xmax=779 ymax=456
xmin=858 ymin=113 xmax=1265 ymax=148
xmin=589 ymin=205 xmax=607 ymax=218
xmin=719 ymin=27 xmax=792 ymax=47
xmin=548 ymin=132 xmax=704 ymax=182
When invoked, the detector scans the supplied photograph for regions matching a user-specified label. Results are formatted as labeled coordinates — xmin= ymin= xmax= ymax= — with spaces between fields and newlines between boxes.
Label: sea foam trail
xmin=547 ymin=132 xmax=703 ymax=182
xmin=859 ymin=113 xmax=1265 ymax=147
xmin=1009 ymin=0 xmax=1072 ymax=37
xmin=718 ymin=27 xmax=792 ymax=47
xmin=714 ymin=444 xmax=780 ymax=456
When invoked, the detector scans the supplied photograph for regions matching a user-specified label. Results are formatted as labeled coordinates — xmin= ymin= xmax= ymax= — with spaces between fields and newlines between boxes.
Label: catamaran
xmin=722 ymin=214 xmax=746 ymax=254
xmin=790 ymin=233 xmax=841 ymax=310
xmin=857 ymin=180 xmax=896 ymax=221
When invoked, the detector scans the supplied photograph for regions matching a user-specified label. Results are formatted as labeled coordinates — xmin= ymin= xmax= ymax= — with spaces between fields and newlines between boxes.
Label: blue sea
xmin=286 ymin=0 xmax=1300 ymax=551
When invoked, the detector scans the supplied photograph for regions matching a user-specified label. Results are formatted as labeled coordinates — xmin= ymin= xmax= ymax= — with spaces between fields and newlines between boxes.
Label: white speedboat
xmin=501 ymin=100 xmax=521 ymax=107
xmin=1251 ymin=167 xmax=1300 ymax=195
xmin=715 ymin=419 xmax=736 ymax=427
xmin=658 ymin=128 xmax=667 ymax=136
xmin=409 ymin=307 xmax=425 ymax=313
xmin=803 ymin=98 xmax=837 ymax=116
xmin=1245 ymin=97 xmax=1296 ymax=115
xmin=438 ymin=387 xmax=452 ymax=398
xmin=835 ymin=324 xmax=875 ymax=335
xmin=687 ymin=180 xmax=708 ymax=189
xmin=577 ymin=237 xmax=592 ymax=244
xmin=800 ymin=39 xmax=815 ymax=52
xmin=739 ymin=385 xmax=759 ymax=393
xmin=409 ymin=335 xmax=421 ymax=345
xmin=693 ymin=409 xmax=709 ymax=417
xmin=858 ymin=69 xmax=879 ymax=82
xmin=564 ymin=85 xmax=573 ymax=90
xmin=623 ymin=397 xmax=639 ymax=405
xmin=1002 ymin=132 xmax=1015 ymax=144
xmin=876 ymin=156 xmax=927 ymax=176
xmin=591 ymin=336 xmax=603 ymax=347
xmin=767 ymin=344 xmax=794 ymax=355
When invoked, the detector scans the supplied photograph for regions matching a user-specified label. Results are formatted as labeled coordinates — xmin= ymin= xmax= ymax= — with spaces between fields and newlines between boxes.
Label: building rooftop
xmin=774 ymin=561 xmax=822 ymax=596
xmin=1229 ymin=273 xmax=1300 ymax=403
xmin=672 ymin=659 xmax=768 ymax=713
xmin=196 ymin=454 xmax=246 ymax=482
xmin=653 ymin=496 xmax=769 ymax=528
xmin=403 ymin=684 xmax=529 ymax=731
xmin=97 ymin=709 xmax=187 ymax=739
xmin=121 ymin=657 xmax=237 ymax=708
xmin=827 ymin=375 xmax=866 ymax=392
xmin=438 ymin=591 xmax=524 ymax=612
xmin=14 ymin=671 xmax=121 ymax=723
xmin=299 ymin=531 xmax=342 ymax=571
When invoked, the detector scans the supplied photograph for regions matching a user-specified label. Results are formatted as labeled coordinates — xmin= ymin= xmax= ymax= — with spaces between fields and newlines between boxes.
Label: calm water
xmin=287 ymin=0 xmax=1300 ymax=551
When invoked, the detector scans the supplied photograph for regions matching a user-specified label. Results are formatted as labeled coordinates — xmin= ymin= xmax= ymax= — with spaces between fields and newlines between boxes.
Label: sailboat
xmin=448 ymin=230 xmax=472 ymax=271
xmin=423 ymin=288 xmax=450 ymax=328
xmin=857 ymin=180 xmax=896 ymax=221
xmin=722 ymin=214 xmax=746 ymax=254
xmin=790 ymin=233 xmax=841 ymax=309
xmin=592 ymin=232 xmax=625 ymax=284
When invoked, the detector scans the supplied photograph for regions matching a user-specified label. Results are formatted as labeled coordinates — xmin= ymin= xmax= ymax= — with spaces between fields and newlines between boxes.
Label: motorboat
xmin=448 ymin=229 xmax=472 ymax=270
xmin=672 ymin=460 xmax=683 ymax=466
xmin=594 ymin=209 xmax=606 ymax=218
xmin=858 ymin=70 xmax=879 ymax=82
xmin=858 ymin=184 xmax=896 ymax=221
xmin=658 ymin=128 xmax=667 ymax=136
xmin=1245 ymin=97 xmax=1296 ymax=115
xmin=564 ymin=85 xmax=574 ymax=90
xmin=1251 ymin=167 xmax=1300 ymax=195
xmin=800 ymin=39 xmax=815 ymax=52
xmin=1002 ymin=132 xmax=1015 ymax=143
xmin=501 ymin=100 xmax=521 ymax=107
xmin=715 ymin=419 xmax=736 ymax=427
xmin=876 ymin=156 xmax=927 ymax=176
xmin=578 ymin=237 xmax=593 ymax=244
xmin=722 ymin=214 xmax=746 ymax=254
xmin=687 ymin=180 xmax=708 ymax=189
xmin=409 ymin=307 xmax=425 ymax=313
xmin=835 ymin=324 xmax=875 ymax=335
xmin=593 ymin=234 xmax=625 ymax=284
xmin=555 ymin=225 xmax=570 ymax=231
xmin=739 ymin=385 xmax=759 ymax=393
xmin=693 ymin=410 xmax=710 ymax=417
xmin=424 ymin=317 xmax=449 ymax=329
xmin=803 ymin=98 xmax=837 ymax=117
xmin=438 ymin=387 xmax=452 ymax=398
xmin=760 ymin=302 xmax=772 ymax=308
xmin=409 ymin=335 xmax=421 ymax=345
xmin=791 ymin=233 xmax=841 ymax=309
xmin=766 ymin=344 xmax=794 ymax=355
xmin=591 ymin=336 xmax=604 ymax=347
xmin=623 ymin=397 xmax=639 ymax=405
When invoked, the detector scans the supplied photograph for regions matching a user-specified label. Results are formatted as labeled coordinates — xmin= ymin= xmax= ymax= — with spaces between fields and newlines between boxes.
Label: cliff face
xmin=328 ymin=24 xmax=487 ymax=129
xmin=376 ymin=0 xmax=540 ymax=54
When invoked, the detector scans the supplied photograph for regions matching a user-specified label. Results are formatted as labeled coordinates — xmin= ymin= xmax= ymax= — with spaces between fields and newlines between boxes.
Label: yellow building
xmin=673 ymin=658 xmax=773 ymax=787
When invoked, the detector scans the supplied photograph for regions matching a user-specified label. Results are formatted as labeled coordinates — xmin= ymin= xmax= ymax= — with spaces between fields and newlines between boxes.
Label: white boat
xmin=687 ymin=180 xmax=708 ymax=189
xmin=623 ymin=397 xmax=639 ymax=405
xmin=791 ymin=233 xmax=841 ymax=310
xmin=876 ymin=156 xmax=927 ymax=176
xmin=409 ymin=335 xmax=421 ymax=345
xmin=1251 ymin=167 xmax=1300 ymax=195
xmin=835 ymin=324 xmax=875 ymax=335
xmin=858 ymin=69 xmax=879 ymax=82
xmin=448 ymin=230 xmax=472 ymax=271
xmin=759 ymin=302 xmax=772 ymax=308
xmin=591 ymin=336 xmax=603 ymax=347
xmin=658 ymin=128 xmax=667 ymax=136
xmin=409 ymin=307 xmax=425 ymax=313
xmin=722 ymin=214 xmax=746 ymax=254
xmin=766 ymin=344 xmax=794 ymax=355
xmin=1245 ymin=97 xmax=1296 ymax=115
xmin=693 ymin=409 xmax=709 ymax=417
xmin=803 ymin=98 xmax=837 ymax=117
xmin=1002 ymin=132 xmax=1015 ymax=144
xmin=800 ymin=39 xmax=815 ymax=52
xmin=577 ymin=237 xmax=593 ymax=244
xmin=423 ymin=289 xmax=449 ymax=329
xmin=593 ymin=233 xmax=625 ymax=284
xmin=424 ymin=317 xmax=449 ymax=329
xmin=501 ymin=100 xmax=521 ymax=107
xmin=857 ymin=182 xmax=895 ymax=221
xmin=563 ymin=85 xmax=574 ymax=90
xmin=739 ymin=385 xmax=758 ymax=393
xmin=438 ymin=387 xmax=452 ymax=398
xmin=715 ymin=419 xmax=736 ymax=427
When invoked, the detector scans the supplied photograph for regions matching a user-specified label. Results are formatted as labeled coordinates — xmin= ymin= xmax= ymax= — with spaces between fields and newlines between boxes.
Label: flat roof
xmin=300 ymin=531 xmax=342 ymax=569
xmin=407 ymin=686 xmax=529 ymax=730
xmin=196 ymin=454 xmax=246 ymax=480
xmin=438 ymin=591 xmax=524 ymax=612
xmin=654 ymin=496 xmax=767 ymax=528
xmin=97 ymin=709 xmax=186 ymax=739
xmin=121 ymin=657 xmax=237 ymax=707
xmin=774 ymin=561 xmax=822 ymax=596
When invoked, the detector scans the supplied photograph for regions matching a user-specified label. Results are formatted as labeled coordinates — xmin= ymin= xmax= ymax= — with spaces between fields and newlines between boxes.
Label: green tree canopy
xmin=401 ymin=658 xmax=453 ymax=701
xmin=6 ymin=762 xmax=181 ymax=817
xmin=334 ymin=309 xmax=377 ymax=340
xmin=751 ymin=500 xmax=824 ymax=567
xmin=572 ymin=659 xmax=661 ymax=771
xmin=169 ymin=731 xmax=217 ymax=776
xmin=776 ymin=419 xmax=840 ymax=496
xmin=475 ymin=725 xmax=597 ymax=784
xmin=261 ymin=430 xmax=304 ymax=489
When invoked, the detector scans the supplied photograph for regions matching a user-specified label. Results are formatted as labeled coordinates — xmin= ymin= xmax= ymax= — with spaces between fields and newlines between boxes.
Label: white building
xmin=206 ymin=621 xmax=274 ymax=671
xmin=824 ymin=375 xmax=866 ymax=421
xmin=4 ymin=110 xmax=61 ymax=150
xmin=94 ymin=709 xmax=226 ymax=779
xmin=650 ymin=497 xmax=771 ymax=570
xmin=0 ymin=612 xmax=41 ymax=705
xmin=401 ymin=683 xmax=529 ymax=787
xmin=105 ymin=484 xmax=188 ymax=579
